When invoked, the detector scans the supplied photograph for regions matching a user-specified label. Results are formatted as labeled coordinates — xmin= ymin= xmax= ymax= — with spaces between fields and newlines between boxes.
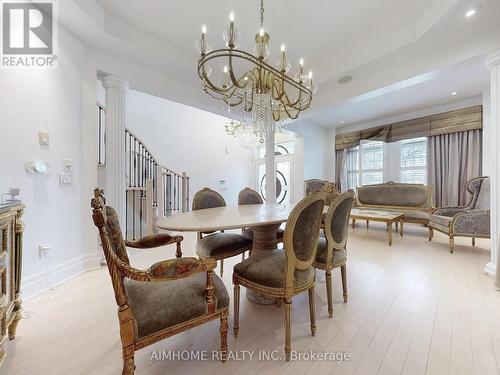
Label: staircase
xmin=97 ymin=107 xmax=189 ymax=240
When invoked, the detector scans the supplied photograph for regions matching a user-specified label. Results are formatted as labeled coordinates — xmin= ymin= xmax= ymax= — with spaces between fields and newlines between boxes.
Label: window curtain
xmin=428 ymin=129 xmax=482 ymax=207
xmin=335 ymin=149 xmax=348 ymax=192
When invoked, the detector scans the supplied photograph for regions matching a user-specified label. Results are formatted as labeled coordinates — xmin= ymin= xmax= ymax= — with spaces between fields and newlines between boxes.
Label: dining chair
xmin=313 ymin=190 xmax=355 ymax=318
xmin=232 ymin=193 xmax=325 ymax=361
xmin=237 ymin=187 xmax=284 ymax=260
xmin=193 ymin=187 xmax=253 ymax=276
xmin=91 ymin=189 xmax=229 ymax=375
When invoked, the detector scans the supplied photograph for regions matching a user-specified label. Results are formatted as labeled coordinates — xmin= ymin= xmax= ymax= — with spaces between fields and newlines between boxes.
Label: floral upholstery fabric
xmin=126 ymin=233 xmax=183 ymax=249
xmin=315 ymin=237 xmax=347 ymax=265
xmin=124 ymin=273 xmax=229 ymax=339
xmin=196 ymin=233 xmax=252 ymax=259
xmin=148 ymin=257 xmax=200 ymax=278
xmin=453 ymin=210 xmax=490 ymax=236
xmin=105 ymin=206 xmax=130 ymax=264
xmin=233 ymin=251 xmax=314 ymax=289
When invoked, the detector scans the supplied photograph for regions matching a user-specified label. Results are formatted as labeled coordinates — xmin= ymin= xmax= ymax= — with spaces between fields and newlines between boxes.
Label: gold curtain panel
xmin=335 ymin=105 xmax=482 ymax=150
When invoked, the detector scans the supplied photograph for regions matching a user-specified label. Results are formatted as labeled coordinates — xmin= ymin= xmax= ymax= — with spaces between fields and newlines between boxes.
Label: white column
xmin=265 ymin=123 xmax=277 ymax=204
xmin=485 ymin=51 xmax=500 ymax=288
xmin=102 ymin=75 xmax=129 ymax=229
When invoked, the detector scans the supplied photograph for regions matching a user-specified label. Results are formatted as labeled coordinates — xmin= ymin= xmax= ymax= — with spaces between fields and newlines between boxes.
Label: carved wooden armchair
xmin=193 ymin=187 xmax=253 ymax=276
xmin=233 ymin=193 xmax=325 ymax=361
xmin=429 ymin=176 xmax=490 ymax=253
xmin=238 ymin=187 xmax=284 ymax=259
xmin=91 ymin=189 xmax=229 ymax=375
xmin=313 ymin=190 xmax=355 ymax=318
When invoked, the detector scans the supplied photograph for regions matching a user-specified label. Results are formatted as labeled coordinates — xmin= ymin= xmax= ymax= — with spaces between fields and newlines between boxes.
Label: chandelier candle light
xmin=196 ymin=0 xmax=315 ymax=203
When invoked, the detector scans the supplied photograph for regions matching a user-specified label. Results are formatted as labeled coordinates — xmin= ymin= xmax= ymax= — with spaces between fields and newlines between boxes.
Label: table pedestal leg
xmin=246 ymin=223 xmax=282 ymax=305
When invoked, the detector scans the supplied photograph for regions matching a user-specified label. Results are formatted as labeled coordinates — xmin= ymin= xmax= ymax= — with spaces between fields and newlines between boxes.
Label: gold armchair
xmin=232 ymin=193 xmax=325 ymax=361
xmin=91 ymin=189 xmax=228 ymax=375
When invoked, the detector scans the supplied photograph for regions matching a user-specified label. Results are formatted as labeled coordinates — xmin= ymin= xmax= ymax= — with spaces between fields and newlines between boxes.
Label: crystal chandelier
xmin=196 ymin=0 xmax=315 ymax=140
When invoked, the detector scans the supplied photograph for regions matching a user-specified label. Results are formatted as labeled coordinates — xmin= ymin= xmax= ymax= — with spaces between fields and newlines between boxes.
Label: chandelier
xmin=196 ymin=0 xmax=315 ymax=141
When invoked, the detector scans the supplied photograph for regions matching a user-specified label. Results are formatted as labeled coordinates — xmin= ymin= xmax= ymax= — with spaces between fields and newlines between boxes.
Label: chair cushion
xmin=196 ymin=232 xmax=252 ymax=259
xmin=233 ymin=251 xmax=314 ymax=289
xmin=124 ymin=272 xmax=229 ymax=339
xmin=429 ymin=214 xmax=453 ymax=233
xmin=315 ymin=236 xmax=347 ymax=265
xmin=241 ymin=228 xmax=284 ymax=241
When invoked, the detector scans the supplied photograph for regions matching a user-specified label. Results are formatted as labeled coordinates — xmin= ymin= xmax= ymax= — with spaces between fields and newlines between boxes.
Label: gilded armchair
xmin=313 ymin=190 xmax=354 ymax=318
xmin=91 ymin=189 xmax=229 ymax=375
xmin=429 ymin=176 xmax=490 ymax=253
xmin=232 ymin=193 xmax=325 ymax=361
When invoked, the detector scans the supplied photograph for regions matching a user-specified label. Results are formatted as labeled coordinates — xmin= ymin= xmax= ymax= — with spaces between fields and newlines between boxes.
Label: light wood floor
xmin=4 ymin=223 xmax=500 ymax=375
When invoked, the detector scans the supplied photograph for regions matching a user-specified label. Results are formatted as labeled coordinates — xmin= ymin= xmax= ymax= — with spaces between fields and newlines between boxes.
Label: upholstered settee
xmin=355 ymin=181 xmax=434 ymax=224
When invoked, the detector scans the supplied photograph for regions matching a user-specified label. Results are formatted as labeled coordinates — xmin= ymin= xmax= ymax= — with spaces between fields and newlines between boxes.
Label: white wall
xmin=0 ymin=27 xmax=100 ymax=299
xmin=125 ymin=90 xmax=253 ymax=205
xmin=288 ymin=120 xmax=335 ymax=182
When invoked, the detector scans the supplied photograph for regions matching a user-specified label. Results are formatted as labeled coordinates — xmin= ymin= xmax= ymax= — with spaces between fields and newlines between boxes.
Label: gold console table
xmin=0 ymin=203 xmax=24 ymax=366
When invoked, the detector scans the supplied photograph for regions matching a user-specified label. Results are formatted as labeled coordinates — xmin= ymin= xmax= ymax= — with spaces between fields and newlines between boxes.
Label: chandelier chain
xmin=260 ymin=0 xmax=264 ymax=27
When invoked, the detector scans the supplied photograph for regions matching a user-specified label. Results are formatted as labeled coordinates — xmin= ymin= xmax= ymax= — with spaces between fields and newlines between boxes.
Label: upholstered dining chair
xmin=429 ymin=176 xmax=490 ymax=253
xmin=313 ymin=190 xmax=355 ymax=318
xmin=238 ymin=187 xmax=284 ymax=259
xmin=193 ymin=187 xmax=253 ymax=276
xmin=91 ymin=189 xmax=229 ymax=375
xmin=232 ymin=193 xmax=325 ymax=361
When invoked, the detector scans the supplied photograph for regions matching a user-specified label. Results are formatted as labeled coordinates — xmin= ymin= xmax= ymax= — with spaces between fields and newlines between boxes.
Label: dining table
xmin=156 ymin=203 xmax=295 ymax=304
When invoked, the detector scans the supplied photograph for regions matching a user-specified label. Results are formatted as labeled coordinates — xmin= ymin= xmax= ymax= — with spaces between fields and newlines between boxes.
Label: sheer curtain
xmin=428 ymin=129 xmax=482 ymax=207
xmin=335 ymin=149 xmax=348 ymax=192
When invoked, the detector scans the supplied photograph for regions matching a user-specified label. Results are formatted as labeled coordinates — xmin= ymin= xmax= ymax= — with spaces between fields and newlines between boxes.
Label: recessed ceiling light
xmin=465 ymin=8 xmax=477 ymax=17
xmin=451 ymin=91 xmax=458 ymax=96
xmin=341 ymin=120 xmax=345 ymax=124
xmin=338 ymin=76 xmax=353 ymax=84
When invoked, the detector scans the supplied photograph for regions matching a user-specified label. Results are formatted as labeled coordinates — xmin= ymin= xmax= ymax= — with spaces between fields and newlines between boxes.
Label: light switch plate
xmin=59 ymin=173 xmax=73 ymax=186
xmin=39 ymin=131 xmax=49 ymax=147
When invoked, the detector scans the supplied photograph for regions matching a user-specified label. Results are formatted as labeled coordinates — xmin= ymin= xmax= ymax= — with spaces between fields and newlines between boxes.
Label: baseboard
xmin=21 ymin=253 xmax=101 ymax=301
xmin=484 ymin=261 xmax=497 ymax=278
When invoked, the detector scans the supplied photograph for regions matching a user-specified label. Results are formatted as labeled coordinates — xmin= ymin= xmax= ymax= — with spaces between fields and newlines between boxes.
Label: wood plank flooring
xmin=3 ymin=223 xmax=499 ymax=375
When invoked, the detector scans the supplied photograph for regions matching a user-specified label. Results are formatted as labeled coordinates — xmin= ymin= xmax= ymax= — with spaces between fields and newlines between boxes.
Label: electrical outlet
xmin=39 ymin=245 xmax=52 ymax=259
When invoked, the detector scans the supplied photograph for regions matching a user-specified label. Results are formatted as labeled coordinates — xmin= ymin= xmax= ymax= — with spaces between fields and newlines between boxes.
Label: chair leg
xmin=220 ymin=259 xmax=224 ymax=277
xmin=220 ymin=311 xmax=228 ymax=362
xmin=428 ymin=226 xmax=434 ymax=242
xmin=341 ymin=265 xmax=348 ymax=303
xmin=118 ymin=305 xmax=136 ymax=375
xmin=233 ymin=285 xmax=240 ymax=338
xmin=308 ymin=286 xmax=316 ymax=336
xmin=472 ymin=237 xmax=476 ymax=246
xmin=175 ymin=241 xmax=182 ymax=258
xmin=449 ymin=236 xmax=454 ymax=254
xmin=325 ymin=270 xmax=333 ymax=318
xmin=241 ymin=252 xmax=246 ymax=261
xmin=284 ymin=298 xmax=292 ymax=362
xmin=122 ymin=354 xmax=135 ymax=375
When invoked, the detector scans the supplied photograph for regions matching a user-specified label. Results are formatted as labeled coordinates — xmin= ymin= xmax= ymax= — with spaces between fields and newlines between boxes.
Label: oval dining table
xmin=156 ymin=203 xmax=294 ymax=304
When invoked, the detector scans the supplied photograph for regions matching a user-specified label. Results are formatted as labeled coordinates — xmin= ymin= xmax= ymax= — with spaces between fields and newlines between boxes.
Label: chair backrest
xmin=283 ymin=193 xmax=325 ymax=295
xmin=192 ymin=188 xmax=226 ymax=211
xmin=91 ymin=189 xmax=130 ymax=306
xmin=305 ymin=179 xmax=337 ymax=195
xmin=238 ymin=187 xmax=264 ymax=205
xmin=91 ymin=189 xmax=130 ymax=265
xmin=466 ymin=176 xmax=490 ymax=210
xmin=323 ymin=190 xmax=355 ymax=262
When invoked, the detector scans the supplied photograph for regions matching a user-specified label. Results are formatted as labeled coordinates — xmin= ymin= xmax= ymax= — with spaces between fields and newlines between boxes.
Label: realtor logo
xmin=1 ymin=1 xmax=57 ymax=67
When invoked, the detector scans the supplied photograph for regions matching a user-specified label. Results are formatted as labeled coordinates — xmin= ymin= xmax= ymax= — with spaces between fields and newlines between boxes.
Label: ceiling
xmin=61 ymin=0 xmax=500 ymax=128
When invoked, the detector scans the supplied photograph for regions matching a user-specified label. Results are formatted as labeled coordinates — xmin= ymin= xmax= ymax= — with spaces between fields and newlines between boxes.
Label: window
xmin=345 ymin=141 xmax=384 ymax=188
xmin=400 ymin=137 xmax=427 ymax=184
xmin=343 ymin=137 xmax=427 ymax=187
